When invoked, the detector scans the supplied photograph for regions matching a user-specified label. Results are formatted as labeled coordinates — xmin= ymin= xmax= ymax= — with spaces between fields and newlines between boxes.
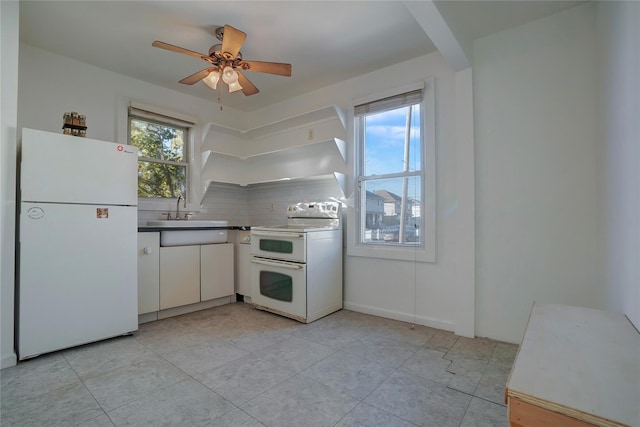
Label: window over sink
xmin=128 ymin=105 xmax=193 ymax=200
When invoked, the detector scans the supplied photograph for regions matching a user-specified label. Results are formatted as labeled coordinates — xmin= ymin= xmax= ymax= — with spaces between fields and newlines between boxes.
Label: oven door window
xmin=259 ymin=271 xmax=293 ymax=302
xmin=259 ymin=239 xmax=293 ymax=254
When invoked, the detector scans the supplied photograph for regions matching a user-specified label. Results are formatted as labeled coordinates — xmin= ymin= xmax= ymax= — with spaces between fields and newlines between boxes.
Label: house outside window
xmin=352 ymin=80 xmax=436 ymax=262
xmin=128 ymin=107 xmax=193 ymax=200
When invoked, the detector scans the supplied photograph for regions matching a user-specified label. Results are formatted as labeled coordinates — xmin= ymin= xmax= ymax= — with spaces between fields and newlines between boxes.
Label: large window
xmin=128 ymin=108 xmax=191 ymax=199
xmin=353 ymin=81 xmax=435 ymax=261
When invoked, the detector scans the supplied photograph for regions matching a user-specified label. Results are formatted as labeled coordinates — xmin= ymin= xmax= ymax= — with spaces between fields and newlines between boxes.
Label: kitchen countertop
xmin=138 ymin=225 xmax=250 ymax=232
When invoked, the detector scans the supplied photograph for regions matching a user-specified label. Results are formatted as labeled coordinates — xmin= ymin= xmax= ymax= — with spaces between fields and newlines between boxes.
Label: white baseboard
xmin=138 ymin=312 xmax=158 ymax=324
xmin=343 ymin=301 xmax=456 ymax=333
xmin=157 ymin=296 xmax=232 ymax=320
xmin=1 ymin=353 xmax=17 ymax=369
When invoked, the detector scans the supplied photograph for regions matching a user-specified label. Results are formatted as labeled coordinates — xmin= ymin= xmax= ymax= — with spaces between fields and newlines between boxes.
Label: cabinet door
xmin=160 ymin=245 xmax=200 ymax=310
xmin=236 ymin=244 xmax=252 ymax=296
xmin=201 ymin=243 xmax=234 ymax=301
xmin=138 ymin=232 xmax=160 ymax=314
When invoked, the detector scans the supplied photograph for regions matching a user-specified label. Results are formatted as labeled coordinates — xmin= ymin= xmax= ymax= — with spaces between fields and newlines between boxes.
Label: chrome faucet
xmin=176 ymin=195 xmax=187 ymax=219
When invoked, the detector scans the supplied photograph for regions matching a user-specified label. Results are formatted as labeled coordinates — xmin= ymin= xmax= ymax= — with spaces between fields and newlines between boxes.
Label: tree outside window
xmin=129 ymin=116 xmax=188 ymax=199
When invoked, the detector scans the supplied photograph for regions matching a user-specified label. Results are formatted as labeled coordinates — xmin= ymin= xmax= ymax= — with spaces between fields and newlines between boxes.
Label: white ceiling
xmin=19 ymin=1 xmax=583 ymax=112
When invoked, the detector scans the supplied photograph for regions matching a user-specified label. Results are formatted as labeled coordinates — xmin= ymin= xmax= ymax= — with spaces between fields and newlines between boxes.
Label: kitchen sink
xmin=146 ymin=220 xmax=229 ymax=246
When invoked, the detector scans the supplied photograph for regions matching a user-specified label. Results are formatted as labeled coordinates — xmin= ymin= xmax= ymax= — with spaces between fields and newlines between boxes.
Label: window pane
xmin=137 ymin=161 xmax=186 ymax=198
xmin=130 ymin=118 xmax=184 ymax=162
xmin=361 ymin=177 xmax=421 ymax=245
xmin=364 ymin=104 xmax=421 ymax=176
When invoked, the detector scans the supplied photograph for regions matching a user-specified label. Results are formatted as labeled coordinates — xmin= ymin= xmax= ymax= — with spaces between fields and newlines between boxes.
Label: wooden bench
xmin=505 ymin=303 xmax=640 ymax=427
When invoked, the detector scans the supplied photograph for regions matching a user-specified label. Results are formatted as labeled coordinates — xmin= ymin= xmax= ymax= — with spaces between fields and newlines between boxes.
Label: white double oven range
xmin=250 ymin=202 xmax=343 ymax=323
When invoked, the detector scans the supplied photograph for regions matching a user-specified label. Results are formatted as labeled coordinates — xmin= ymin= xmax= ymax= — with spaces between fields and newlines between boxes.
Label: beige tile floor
xmin=1 ymin=303 xmax=518 ymax=426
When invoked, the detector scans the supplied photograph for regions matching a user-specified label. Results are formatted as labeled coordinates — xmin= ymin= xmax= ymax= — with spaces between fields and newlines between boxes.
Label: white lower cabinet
xmin=137 ymin=232 xmax=160 ymax=314
xmin=201 ymin=243 xmax=234 ymax=301
xmin=139 ymin=232 xmax=236 ymax=314
xmin=160 ymin=245 xmax=200 ymax=310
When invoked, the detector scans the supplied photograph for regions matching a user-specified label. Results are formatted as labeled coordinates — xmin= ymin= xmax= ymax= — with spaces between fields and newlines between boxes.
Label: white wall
xmin=474 ymin=3 xmax=603 ymax=343
xmin=1 ymin=0 xmax=20 ymax=368
xmin=17 ymin=46 xmax=248 ymax=142
xmin=597 ymin=1 xmax=640 ymax=330
xmin=343 ymin=54 xmax=466 ymax=333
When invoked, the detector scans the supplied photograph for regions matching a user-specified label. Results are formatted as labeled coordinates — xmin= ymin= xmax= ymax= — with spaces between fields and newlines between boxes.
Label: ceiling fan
xmin=152 ymin=25 xmax=292 ymax=96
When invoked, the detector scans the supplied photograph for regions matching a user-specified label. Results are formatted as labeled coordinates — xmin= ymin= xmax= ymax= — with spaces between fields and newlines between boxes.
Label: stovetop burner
xmin=251 ymin=223 xmax=339 ymax=233
xmin=252 ymin=201 xmax=342 ymax=233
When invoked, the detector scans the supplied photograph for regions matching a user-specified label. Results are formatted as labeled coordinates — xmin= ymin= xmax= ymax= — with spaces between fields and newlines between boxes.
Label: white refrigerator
xmin=18 ymin=128 xmax=139 ymax=360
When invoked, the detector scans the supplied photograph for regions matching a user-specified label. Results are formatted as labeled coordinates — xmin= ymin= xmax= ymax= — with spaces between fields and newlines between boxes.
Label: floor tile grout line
xmin=1 ymin=354 xmax=82 ymax=410
xmin=187 ymin=352 xmax=298 ymax=412
xmin=445 ymin=383 xmax=508 ymax=407
xmin=457 ymin=393 xmax=476 ymax=427
xmin=60 ymin=351 xmax=111 ymax=421
xmin=330 ymin=393 xmax=422 ymax=427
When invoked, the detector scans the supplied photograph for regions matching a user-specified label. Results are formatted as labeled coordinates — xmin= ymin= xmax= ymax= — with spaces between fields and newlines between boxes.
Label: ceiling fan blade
xmin=152 ymin=40 xmax=209 ymax=61
xmin=238 ymin=60 xmax=292 ymax=77
xmin=220 ymin=25 xmax=246 ymax=60
xmin=179 ymin=68 xmax=215 ymax=85
xmin=236 ymin=70 xmax=260 ymax=96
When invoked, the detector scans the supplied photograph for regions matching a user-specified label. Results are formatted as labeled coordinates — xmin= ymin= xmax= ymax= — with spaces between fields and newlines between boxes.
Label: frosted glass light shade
xmin=203 ymin=71 xmax=220 ymax=89
xmin=222 ymin=66 xmax=238 ymax=84
xmin=228 ymin=81 xmax=243 ymax=93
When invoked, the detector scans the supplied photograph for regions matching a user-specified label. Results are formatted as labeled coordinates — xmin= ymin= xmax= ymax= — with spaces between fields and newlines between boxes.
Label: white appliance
xmin=17 ymin=128 xmax=139 ymax=360
xmin=250 ymin=202 xmax=342 ymax=323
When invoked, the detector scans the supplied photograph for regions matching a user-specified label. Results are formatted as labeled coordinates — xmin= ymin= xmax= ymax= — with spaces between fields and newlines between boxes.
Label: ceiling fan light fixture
xmin=228 ymin=81 xmax=243 ymax=93
xmin=203 ymin=70 xmax=220 ymax=89
xmin=153 ymin=24 xmax=291 ymax=97
xmin=222 ymin=66 xmax=239 ymax=84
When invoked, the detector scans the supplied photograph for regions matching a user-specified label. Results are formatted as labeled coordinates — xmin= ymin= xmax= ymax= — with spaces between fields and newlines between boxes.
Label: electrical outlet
xmin=308 ymin=128 xmax=314 ymax=140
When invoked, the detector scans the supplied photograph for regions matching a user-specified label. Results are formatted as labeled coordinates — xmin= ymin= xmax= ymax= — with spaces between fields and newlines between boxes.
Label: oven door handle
xmin=251 ymin=231 xmax=305 ymax=239
xmin=250 ymin=258 xmax=305 ymax=270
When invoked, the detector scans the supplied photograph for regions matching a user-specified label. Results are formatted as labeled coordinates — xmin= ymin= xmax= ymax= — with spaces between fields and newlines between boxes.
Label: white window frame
xmin=348 ymin=79 xmax=436 ymax=262
xmin=124 ymin=101 xmax=200 ymax=212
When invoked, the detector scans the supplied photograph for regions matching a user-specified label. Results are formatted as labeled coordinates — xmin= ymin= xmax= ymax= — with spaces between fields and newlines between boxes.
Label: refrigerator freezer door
xmin=18 ymin=202 xmax=138 ymax=359
xmin=21 ymin=128 xmax=138 ymax=206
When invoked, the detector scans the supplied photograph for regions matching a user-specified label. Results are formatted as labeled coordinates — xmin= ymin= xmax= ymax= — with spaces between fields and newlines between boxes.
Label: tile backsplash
xmin=203 ymin=177 xmax=344 ymax=226
xmin=139 ymin=176 xmax=344 ymax=227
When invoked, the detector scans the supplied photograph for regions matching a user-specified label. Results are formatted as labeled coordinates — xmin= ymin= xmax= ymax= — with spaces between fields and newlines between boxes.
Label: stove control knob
xmin=242 ymin=235 xmax=251 ymax=243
